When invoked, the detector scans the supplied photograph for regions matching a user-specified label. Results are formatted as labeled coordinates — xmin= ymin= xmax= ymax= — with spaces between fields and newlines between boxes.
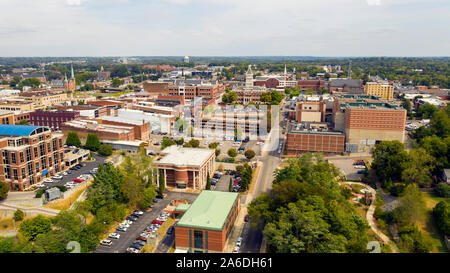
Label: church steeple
xmin=70 ymin=64 xmax=75 ymax=79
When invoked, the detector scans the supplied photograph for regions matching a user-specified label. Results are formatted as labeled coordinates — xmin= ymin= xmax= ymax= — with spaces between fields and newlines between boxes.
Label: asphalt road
xmin=41 ymin=154 xmax=106 ymax=189
xmin=95 ymin=191 xmax=198 ymax=253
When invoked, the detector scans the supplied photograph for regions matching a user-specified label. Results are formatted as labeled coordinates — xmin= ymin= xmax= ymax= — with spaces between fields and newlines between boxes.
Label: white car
xmin=354 ymin=165 xmax=366 ymax=169
xmin=100 ymin=239 xmax=112 ymax=246
xmin=126 ymin=247 xmax=139 ymax=253
xmin=232 ymin=246 xmax=239 ymax=253
xmin=236 ymin=237 xmax=242 ymax=247
xmin=62 ymin=172 xmax=68 ymax=176
xmin=53 ymin=175 xmax=63 ymax=180
xmin=44 ymin=179 xmax=54 ymax=183
xmin=119 ymin=223 xmax=130 ymax=228
xmin=108 ymin=233 xmax=120 ymax=239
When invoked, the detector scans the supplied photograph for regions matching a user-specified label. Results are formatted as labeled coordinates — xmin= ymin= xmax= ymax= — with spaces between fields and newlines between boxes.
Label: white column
xmin=193 ymin=171 xmax=196 ymax=190
xmin=164 ymin=169 xmax=167 ymax=188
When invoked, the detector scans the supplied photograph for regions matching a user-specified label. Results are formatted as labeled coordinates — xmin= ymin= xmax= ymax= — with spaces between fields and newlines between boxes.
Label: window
xmin=11 ymin=153 xmax=16 ymax=164
xmin=35 ymin=162 xmax=40 ymax=173
xmin=19 ymin=152 xmax=24 ymax=163
xmin=4 ymin=167 xmax=11 ymax=179
xmin=39 ymin=143 xmax=45 ymax=156
xmin=27 ymin=162 xmax=33 ymax=176
xmin=2 ymin=150 xmax=9 ymax=164
xmin=21 ymin=168 xmax=26 ymax=179
xmin=194 ymin=230 xmax=203 ymax=249
xmin=34 ymin=147 xmax=38 ymax=157
xmin=41 ymin=157 xmax=47 ymax=170
xmin=26 ymin=147 xmax=32 ymax=161
xmin=48 ymin=157 xmax=52 ymax=167
xmin=13 ymin=169 xmax=18 ymax=180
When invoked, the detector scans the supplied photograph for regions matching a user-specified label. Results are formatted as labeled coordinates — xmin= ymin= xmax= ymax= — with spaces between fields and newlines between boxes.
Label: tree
xmin=206 ymin=172 xmax=211 ymax=190
xmin=0 ymin=181 xmax=8 ymax=200
xmin=371 ymin=140 xmax=409 ymax=183
xmin=416 ymin=103 xmax=438 ymax=119
xmin=184 ymin=139 xmax=200 ymax=148
xmin=175 ymin=138 xmax=184 ymax=146
xmin=229 ymin=177 xmax=233 ymax=192
xmin=430 ymin=110 xmax=450 ymax=138
xmin=111 ymin=78 xmax=123 ymax=88
xmin=215 ymin=149 xmax=221 ymax=157
xmin=161 ymin=136 xmax=176 ymax=150
xmin=19 ymin=78 xmax=41 ymax=89
xmin=401 ymin=148 xmax=434 ymax=187
xmin=139 ymin=187 xmax=157 ymax=208
xmin=19 ymin=215 xmax=52 ymax=241
xmin=17 ymin=119 xmax=29 ymax=125
xmin=433 ymin=201 xmax=450 ymax=236
xmin=85 ymin=133 xmax=101 ymax=152
xmin=227 ymin=148 xmax=237 ymax=158
xmin=393 ymin=184 xmax=426 ymax=226
xmin=434 ymin=183 xmax=450 ymax=198
xmin=208 ymin=142 xmax=218 ymax=149
xmin=244 ymin=149 xmax=256 ymax=160
xmin=222 ymin=91 xmax=237 ymax=104
xmin=159 ymin=173 xmax=165 ymax=195
xmin=98 ymin=144 xmax=113 ymax=156
xmin=14 ymin=209 xmax=24 ymax=221
xmin=66 ymin=131 xmax=81 ymax=147
xmin=159 ymin=171 xmax=165 ymax=194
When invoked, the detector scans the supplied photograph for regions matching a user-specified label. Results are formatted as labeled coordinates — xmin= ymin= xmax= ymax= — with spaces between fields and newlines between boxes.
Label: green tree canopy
xmin=65 ymin=131 xmax=81 ymax=147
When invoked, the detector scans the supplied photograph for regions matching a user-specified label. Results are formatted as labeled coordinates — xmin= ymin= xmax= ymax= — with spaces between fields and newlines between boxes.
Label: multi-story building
xmin=30 ymin=111 xmax=80 ymax=131
xmin=154 ymin=146 xmax=215 ymax=190
xmin=329 ymin=79 xmax=363 ymax=94
xmin=168 ymin=81 xmax=223 ymax=100
xmin=364 ymin=82 xmax=394 ymax=101
xmin=297 ymin=80 xmax=326 ymax=91
xmin=234 ymin=65 xmax=268 ymax=104
xmin=143 ymin=81 xmax=171 ymax=96
xmin=61 ymin=119 xmax=136 ymax=141
xmin=0 ymin=101 xmax=35 ymax=112
xmin=295 ymin=101 xmax=326 ymax=123
xmin=333 ymin=95 xmax=406 ymax=153
xmin=0 ymin=125 xmax=66 ymax=191
xmin=21 ymin=92 xmax=68 ymax=108
xmin=0 ymin=111 xmax=15 ymax=125
xmin=286 ymin=122 xmax=345 ymax=155
xmin=94 ymin=116 xmax=151 ymax=141
xmin=175 ymin=190 xmax=240 ymax=253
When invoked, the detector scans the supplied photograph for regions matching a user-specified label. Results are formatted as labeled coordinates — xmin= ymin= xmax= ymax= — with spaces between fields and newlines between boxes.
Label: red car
xmin=152 ymin=220 xmax=163 ymax=225
xmin=73 ymin=178 xmax=84 ymax=183
xmin=153 ymin=142 xmax=160 ymax=146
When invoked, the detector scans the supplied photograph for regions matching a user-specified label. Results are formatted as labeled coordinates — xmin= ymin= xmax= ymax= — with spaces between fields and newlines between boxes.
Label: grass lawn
xmin=44 ymin=182 xmax=91 ymax=211
xmin=416 ymin=192 xmax=449 ymax=253
xmin=141 ymin=243 xmax=155 ymax=253
xmin=157 ymin=217 xmax=174 ymax=238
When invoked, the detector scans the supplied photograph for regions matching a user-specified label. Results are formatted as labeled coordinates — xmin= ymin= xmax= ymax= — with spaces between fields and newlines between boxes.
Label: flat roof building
xmin=175 ymin=190 xmax=240 ymax=253
xmin=154 ymin=146 xmax=215 ymax=190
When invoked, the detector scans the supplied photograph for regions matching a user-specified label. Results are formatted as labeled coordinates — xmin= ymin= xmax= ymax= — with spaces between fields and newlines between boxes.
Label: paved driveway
xmin=94 ymin=191 xmax=198 ymax=253
xmin=41 ymin=154 xmax=106 ymax=188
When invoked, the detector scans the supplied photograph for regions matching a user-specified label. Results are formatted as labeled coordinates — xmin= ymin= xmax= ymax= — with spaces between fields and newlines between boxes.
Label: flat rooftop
xmin=288 ymin=122 xmax=344 ymax=136
xmin=155 ymin=145 xmax=214 ymax=167
xmin=177 ymin=190 xmax=239 ymax=231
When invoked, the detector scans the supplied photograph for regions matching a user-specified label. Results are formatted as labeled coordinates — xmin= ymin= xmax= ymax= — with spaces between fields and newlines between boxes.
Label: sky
xmin=0 ymin=0 xmax=449 ymax=57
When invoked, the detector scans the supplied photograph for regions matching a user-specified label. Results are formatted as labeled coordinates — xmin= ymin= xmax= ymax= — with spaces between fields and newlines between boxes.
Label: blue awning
xmin=42 ymin=170 xmax=48 ymax=176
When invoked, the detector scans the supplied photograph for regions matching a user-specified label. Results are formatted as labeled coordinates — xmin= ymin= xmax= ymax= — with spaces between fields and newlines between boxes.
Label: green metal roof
xmin=175 ymin=204 xmax=191 ymax=212
xmin=176 ymin=190 xmax=239 ymax=231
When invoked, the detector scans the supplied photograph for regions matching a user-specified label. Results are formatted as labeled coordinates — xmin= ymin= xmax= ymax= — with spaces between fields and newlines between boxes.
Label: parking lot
xmin=37 ymin=154 xmax=106 ymax=190
xmin=95 ymin=191 xmax=198 ymax=253
xmin=329 ymin=158 xmax=366 ymax=181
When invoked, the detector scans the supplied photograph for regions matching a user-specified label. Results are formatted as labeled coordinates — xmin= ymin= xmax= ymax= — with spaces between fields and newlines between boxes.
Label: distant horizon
xmin=1 ymin=55 xmax=449 ymax=58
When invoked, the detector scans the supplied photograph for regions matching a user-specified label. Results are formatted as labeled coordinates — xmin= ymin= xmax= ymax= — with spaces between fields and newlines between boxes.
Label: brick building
xmin=61 ymin=120 xmax=135 ymax=141
xmin=175 ymin=190 xmax=240 ymax=253
xmin=295 ymin=101 xmax=326 ymax=123
xmin=143 ymin=81 xmax=171 ymax=96
xmin=297 ymin=80 xmax=326 ymax=91
xmin=0 ymin=125 xmax=66 ymax=191
xmin=154 ymin=146 xmax=215 ymax=190
xmin=94 ymin=116 xmax=151 ymax=141
xmin=30 ymin=111 xmax=80 ymax=130
xmin=286 ymin=122 xmax=345 ymax=155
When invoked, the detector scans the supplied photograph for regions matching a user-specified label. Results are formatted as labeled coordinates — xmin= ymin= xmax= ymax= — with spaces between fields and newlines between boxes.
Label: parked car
xmin=108 ymin=233 xmax=120 ymax=239
xmin=152 ymin=220 xmax=163 ymax=225
xmin=156 ymin=194 xmax=164 ymax=199
xmin=244 ymin=215 xmax=249 ymax=222
xmin=133 ymin=210 xmax=144 ymax=215
xmin=73 ymin=178 xmax=84 ymax=183
xmin=152 ymin=198 xmax=158 ymax=203
xmin=100 ymin=239 xmax=112 ymax=246
xmin=117 ymin=226 xmax=128 ymax=232
xmin=167 ymin=226 xmax=174 ymax=234
xmin=236 ymin=237 xmax=242 ymax=247
xmin=127 ymin=215 xmax=138 ymax=221
xmin=44 ymin=179 xmax=54 ymax=183
xmin=232 ymin=246 xmax=239 ymax=253
xmin=126 ymin=247 xmax=139 ymax=253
